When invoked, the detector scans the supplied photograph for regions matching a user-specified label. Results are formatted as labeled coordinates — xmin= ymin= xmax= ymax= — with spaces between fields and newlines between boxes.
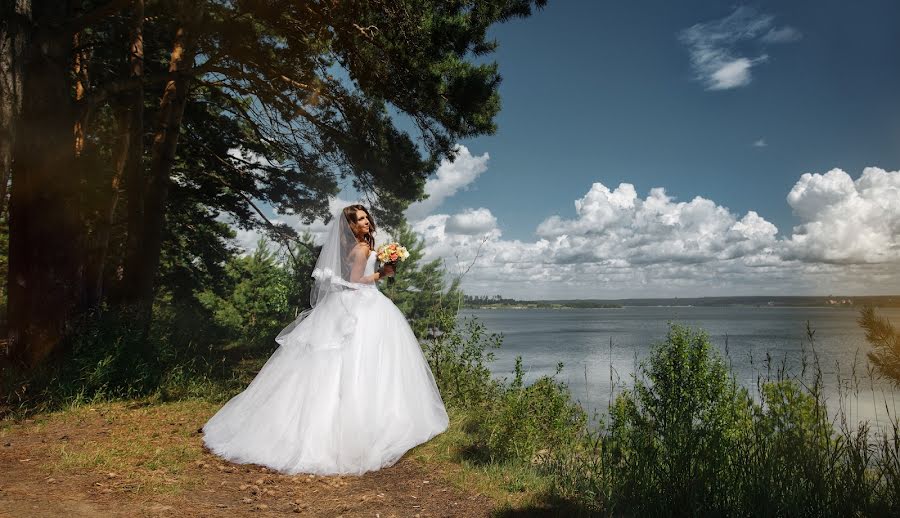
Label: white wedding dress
xmin=202 ymin=250 xmax=450 ymax=476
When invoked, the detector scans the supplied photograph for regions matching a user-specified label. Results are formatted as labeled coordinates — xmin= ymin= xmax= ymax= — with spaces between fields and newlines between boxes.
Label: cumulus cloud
xmin=411 ymin=182 xmax=787 ymax=298
xmin=782 ymin=167 xmax=900 ymax=264
xmin=678 ymin=6 xmax=800 ymax=91
xmin=413 ymin=168 xmax=900 ymax=299
xmin=404 ymin=144 xmax=489 ymax=221
xmin=534 ymin=182 xmax=778 ymax=265
xmin=445 ymin=208 xmax=498 ymax=235
xmin=221 ymin=138 xmax=899 ymax=297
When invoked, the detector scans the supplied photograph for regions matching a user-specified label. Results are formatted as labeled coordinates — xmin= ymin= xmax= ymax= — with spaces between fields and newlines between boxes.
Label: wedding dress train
xmin=201 ymin=250 xmax=449 ymax=475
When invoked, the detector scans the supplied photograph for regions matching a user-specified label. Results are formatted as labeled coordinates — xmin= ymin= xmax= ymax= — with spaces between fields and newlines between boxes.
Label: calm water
xmin=458 ymin=306 xmax=900 ymax=429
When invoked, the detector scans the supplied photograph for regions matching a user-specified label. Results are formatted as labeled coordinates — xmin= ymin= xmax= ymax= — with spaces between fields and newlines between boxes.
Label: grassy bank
xmin=5 ymin=313 xmax=900 ymax=516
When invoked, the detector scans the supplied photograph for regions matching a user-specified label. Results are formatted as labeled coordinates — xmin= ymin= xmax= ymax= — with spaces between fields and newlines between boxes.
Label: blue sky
xmin=241 ymin=2 xmax=900 ymax=299
xmin=447 ymin=0 xmax=900 ymax=242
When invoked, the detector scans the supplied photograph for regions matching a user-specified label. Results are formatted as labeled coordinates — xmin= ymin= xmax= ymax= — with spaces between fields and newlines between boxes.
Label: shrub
xmin=474 ymin=356 xmax=587 ymax=463
xmin=421 ymin=315 xmax=503 ymax=408
xmin=545 ymin=323 xmax=900 ymax=517
xmin=422 ymin=314 xmax=588 ymax=465
xmin=602 ymin=324 xmax=752 ymax=515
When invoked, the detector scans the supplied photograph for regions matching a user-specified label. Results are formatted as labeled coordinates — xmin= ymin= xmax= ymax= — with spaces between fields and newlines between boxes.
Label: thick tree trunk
xmin=0 ymin=1 xmax=27 ymax=223
xmin=87 ymin=0 xmax=143 ymax=307
xmin=6 ymin=1 xmax=80 ymax=368
xmin=122 ymin=24 xmax=194 ymax=308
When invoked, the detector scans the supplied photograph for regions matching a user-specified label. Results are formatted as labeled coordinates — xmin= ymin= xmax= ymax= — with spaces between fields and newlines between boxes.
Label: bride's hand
xmin=381 ymin=263 xmax=396 ymax=278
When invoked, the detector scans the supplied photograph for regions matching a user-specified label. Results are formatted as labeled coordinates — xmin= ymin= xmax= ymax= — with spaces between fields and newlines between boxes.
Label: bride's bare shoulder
xmin=349 ymin=241 xmax=370 ymax=258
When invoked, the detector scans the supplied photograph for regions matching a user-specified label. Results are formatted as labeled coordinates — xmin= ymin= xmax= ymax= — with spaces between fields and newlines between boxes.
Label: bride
xmin=202 ymin=204 xmax=450 ymax=476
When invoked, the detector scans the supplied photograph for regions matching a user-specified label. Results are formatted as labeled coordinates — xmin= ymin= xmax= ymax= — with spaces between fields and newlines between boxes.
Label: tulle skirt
xmin=201 ymin=287 xmax=450 ymax=476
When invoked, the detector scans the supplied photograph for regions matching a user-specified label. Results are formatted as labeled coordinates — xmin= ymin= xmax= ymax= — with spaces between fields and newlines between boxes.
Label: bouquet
xmin=376 ymin=242 xmax=409 ymax=284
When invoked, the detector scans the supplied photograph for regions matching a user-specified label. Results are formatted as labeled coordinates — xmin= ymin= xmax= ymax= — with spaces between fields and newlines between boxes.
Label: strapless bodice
xmin=364 ymin=250 xmax=377 ymax=276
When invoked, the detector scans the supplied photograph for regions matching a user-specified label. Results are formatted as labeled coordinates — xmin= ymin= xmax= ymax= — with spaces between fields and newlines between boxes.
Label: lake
xmin=458 ymin=306 xmax=900 ymax=430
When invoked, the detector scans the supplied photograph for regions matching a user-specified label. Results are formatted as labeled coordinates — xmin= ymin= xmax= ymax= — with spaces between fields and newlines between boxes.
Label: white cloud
xmin=445 ymin=208 xmax=498 ymax=235
xmin=782 ymin=167 xmax=900 ymax=264
xmin=222 ymin=194 xmax=360 ymax=254
xmin=761 ymin=26 xmax=803 ymax=44
xmin=679 ymin=6 xmax=800 ymax=91
xmin=412 ymin=168 xmax=900 ymax=299
xmin=410 ymin=183 xmax=786 ymax=298
xmin=753 ymin=138 xmax=767 ymax=148
xmin=711 ymin=56 xmax=767 ymax=90
xmin=534 ymin=182 xmax=778 ymax=265
xmin=220 ymin=140 xmax=899 ymax=298
xmin=404 ymin=144 xmax=489 ymax=221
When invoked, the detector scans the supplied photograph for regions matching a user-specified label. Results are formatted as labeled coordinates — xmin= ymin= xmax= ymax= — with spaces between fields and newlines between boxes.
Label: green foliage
xmin=859 ymin=305 xmax=900 ymax=385
xmin=603 ymin=325 xmax=752 ymax=514
xmin=0 ymin=301 xmax=241 ymax=416
xmin=545 ymin=323 xmax=900 ymax=517
xmin=729 ymin=380 xmax=843 ymax=516
xmin=0 ymin=227 xmax=317 ymax=416
xmin=380 ymin=221 xmax=463 ymax=338
xmin=0 ymin=210 xmax=7 ymax=324
xmin=155 ymin=0 xmax=550 ymax=235
xmin=474 ymin=357 xmax=587 ymax=464
xmin=422 ymin=315 xmax=588 ymax=466
xmin=4 ymin=0 xmax=549 ymax=371
xmin=63 ymin=306 xmax=162 ymax=400
xmin=422 ymin=316 xmax=503 ymax=408
xmin=155 ymin=190 xmax=237 ymax=304
xmin=197 ymin=238 xmax=300 ymax=347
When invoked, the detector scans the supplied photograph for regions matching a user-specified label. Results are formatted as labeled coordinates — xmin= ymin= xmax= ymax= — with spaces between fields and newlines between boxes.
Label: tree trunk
xmin=72 ymin=21 xmax=88 ymax=158
xmin=0 ymin=1 xmax=27 ymax=223
xmin=87 ymin=0 xmax=143 ymax=308
xmin=71 ymin=0 xmax=92 ymax=311
xmin=122 ymin=24 xmax=194 ymax=310
xmin=6 ymin=1 xmax=80 ymax=368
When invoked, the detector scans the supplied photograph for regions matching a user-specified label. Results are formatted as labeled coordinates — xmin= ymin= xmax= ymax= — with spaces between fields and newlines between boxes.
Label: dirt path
xmin=0 ymin=401 xmax=497 ymax=517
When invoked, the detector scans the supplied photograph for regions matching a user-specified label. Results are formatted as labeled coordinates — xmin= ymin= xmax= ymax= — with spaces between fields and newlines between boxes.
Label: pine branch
xmin=64 ymin=0 xmax=132 ymax=34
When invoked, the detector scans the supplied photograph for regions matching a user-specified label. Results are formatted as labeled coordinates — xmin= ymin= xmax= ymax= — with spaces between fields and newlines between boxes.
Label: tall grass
xmin=1 ymin=303 xmax=251 ymax=419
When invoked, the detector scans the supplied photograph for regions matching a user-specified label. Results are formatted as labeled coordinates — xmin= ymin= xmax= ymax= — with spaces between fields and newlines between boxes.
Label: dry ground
xmin=0 ymin=400 xmax=507 ymax=517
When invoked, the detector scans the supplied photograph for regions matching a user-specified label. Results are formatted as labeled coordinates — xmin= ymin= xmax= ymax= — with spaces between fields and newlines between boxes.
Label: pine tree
xmin=3 ymin=0 xmax=548 ymax=368
xmin=859 ymin=306 xmax=900 ymax=385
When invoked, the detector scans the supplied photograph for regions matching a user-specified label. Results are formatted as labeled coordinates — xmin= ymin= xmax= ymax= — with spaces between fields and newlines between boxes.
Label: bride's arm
xmin=349 ymin=244 xmax=382 ymax=284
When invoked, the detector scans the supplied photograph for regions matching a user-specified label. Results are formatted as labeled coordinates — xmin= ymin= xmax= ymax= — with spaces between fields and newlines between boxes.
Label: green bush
xmin=544 ymin=323 xmax=900 ymax=517
xmin=0 ymin=299 xmax=243 ymax=416
xmin=474 ymin=356 xmax=587 ymax=464
xmin=422 ymin=314 xmax=588 ymax=465
xmin=602 ymin=324 xmax=752 ymax=514
xmin=422 ymin=315 xmax=503 ymax=408
xmin=380 ymin=221 xmax=464 ymax=339
xmin=196 ymin=238 xmax=309 ymax=348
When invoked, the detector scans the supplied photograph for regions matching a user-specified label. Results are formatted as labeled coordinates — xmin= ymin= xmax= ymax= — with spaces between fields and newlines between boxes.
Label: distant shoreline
xmin=462 ymin=295 xmax=900 ymax=310
xmin=463 ymin=303 xmax=624 ymax=310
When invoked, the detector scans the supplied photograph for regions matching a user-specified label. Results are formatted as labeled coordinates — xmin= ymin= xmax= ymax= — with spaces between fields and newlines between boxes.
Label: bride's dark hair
xmin=341 ymin=205 xmax=376 ymax=278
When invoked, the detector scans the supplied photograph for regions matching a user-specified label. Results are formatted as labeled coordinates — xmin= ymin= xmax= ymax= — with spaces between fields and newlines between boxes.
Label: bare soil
xmin=0 ymin=400 xmax=498 ymax=517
